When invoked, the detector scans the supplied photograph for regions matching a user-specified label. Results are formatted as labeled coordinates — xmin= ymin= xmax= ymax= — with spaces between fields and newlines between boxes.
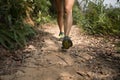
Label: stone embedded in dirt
xmin=23 ymin=45 xmax=37 ymax=52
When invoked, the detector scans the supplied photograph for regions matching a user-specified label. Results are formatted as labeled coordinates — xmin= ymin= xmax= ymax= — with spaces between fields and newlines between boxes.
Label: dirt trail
xmin=0 ymin=24 xmax=120 ymax=80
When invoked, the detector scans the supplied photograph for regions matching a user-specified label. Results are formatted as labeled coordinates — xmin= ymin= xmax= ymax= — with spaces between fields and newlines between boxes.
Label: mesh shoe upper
xmin=62 ymin=36 xmax=73 ymax=49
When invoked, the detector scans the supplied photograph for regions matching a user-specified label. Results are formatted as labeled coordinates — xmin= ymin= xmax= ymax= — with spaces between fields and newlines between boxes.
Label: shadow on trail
xmin=0 ymin=29 xmax=60 ymax=76
xmin=38 ymin=28 xmax=120 ymax=80
xmin=0 ymin=28 xmax=120 ymax=80
xmin=69 ymin=43 xmax=120 ymax=80
xmin=41 ymin=27 xmax=120 ymax=80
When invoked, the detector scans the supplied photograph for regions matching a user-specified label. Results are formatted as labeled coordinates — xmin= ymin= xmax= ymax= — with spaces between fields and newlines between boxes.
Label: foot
xmin=59 ymin=32 xmax=64 ymax=39
xmin=62 ymin=36 xmax=73 ymax=49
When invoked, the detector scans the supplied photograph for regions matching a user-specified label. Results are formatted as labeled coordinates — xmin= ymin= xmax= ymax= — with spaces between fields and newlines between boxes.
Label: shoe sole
xmin=62 ymin=39 xmax=73 ymax=49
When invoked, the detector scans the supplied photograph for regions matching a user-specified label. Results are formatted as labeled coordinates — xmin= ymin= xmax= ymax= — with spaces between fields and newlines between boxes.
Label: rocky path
xmin=0 ymin=24 xmax=120 ymax=80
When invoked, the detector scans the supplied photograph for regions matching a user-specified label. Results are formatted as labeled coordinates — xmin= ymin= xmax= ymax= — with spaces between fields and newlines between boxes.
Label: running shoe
xmin=62 ymin=36 xmax=73 ymax=49
xmin=59 ymin=32 xmax=64 ymax=39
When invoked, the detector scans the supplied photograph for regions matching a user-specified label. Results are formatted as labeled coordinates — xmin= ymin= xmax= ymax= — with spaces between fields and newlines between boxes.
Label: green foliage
xmin=106 ymin=8 xmax=120 ymax=36
xmin=81 ymin=0 xmax=111 ymax=34
xmin=0 ymin=22 xmax=36 ymax=49
xmin=31 ymin=0 xmax=52 ymax=25
xmin=73 ymin=1 xmax=83 ymax=25
xmin=0 ymin=0 xmax=53 ymax=49
xmin=0 ymin=0 xmax=27 ymax=25
xmin=0 ymin=0 xmax=35 ymax=49
xmin=78 ymin=0 xmax=120 ymax=36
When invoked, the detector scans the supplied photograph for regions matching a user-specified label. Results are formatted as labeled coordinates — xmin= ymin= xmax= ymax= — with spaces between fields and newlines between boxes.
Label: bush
xmin=31 ymin=0 xmax=52 ymax=25
xmin=106 ymin=8 xmax=120 ymax=36
xmin=78 ymin=0 xmax=120 ymax=36
xmin=73 ymin=1 xmax=83 ymax=25
xmin=0 ymin=0 xmax=35 ymax=49
xmin=0 ymin=22 xmax=35 ymax=49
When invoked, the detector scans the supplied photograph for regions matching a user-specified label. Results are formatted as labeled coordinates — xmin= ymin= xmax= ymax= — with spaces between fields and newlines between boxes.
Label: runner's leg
xmin=64 ymin=0 xmax=74 ymax=36
xmin=61 ymin=0 xmax=74 ymax=49
xmin=55 ymin=0 xmax=64 ymax=33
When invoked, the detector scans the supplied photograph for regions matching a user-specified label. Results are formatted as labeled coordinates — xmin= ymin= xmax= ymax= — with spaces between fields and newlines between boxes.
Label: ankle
xmin=64 ymin=36 xmax=70 ymax=39
xmin=60 ymin=32 xmax=64 ymax=34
